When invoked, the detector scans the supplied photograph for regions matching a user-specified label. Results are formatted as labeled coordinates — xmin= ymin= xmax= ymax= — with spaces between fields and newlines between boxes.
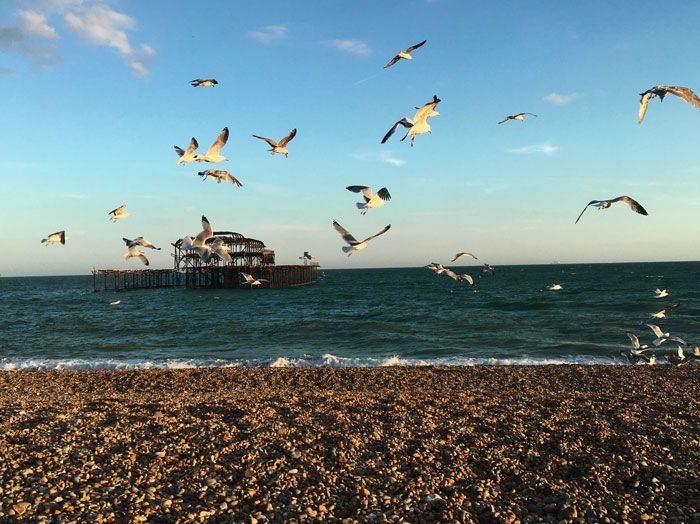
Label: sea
xmin=1 ymin=262 xmax=699 ymax=370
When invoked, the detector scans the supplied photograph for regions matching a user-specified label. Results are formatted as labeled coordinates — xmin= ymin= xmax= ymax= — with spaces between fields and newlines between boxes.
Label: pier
xmin=92 ymin=229 xmax=317 ymax=291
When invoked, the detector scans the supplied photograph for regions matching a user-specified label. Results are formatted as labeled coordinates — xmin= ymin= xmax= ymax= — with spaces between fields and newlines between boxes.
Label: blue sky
xmin=1 ymin=0 xmax=700 ymax=276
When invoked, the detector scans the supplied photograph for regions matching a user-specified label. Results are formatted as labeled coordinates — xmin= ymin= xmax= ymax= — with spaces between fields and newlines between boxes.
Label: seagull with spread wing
xmin=650 ymin=303 xmax=680 ymax=319
xmin=655 ymin=288 xmax=669 ymax=298
xmin=451 ymin=252 xmax=478 ymax=262
xmin=646 ymin=324 xmax=670 ymax=347
xmin=179 ymin=216 xmax=213 ymax=260
xmin=198 ymin=170 xmax=242 ymax=187
xmin=575 ymin=196 xmax=648 ymax=224
xmin=333 ymin=221 xmax=391 ymax=256
xmin=384 ymin=39 xmax=427 ymax=69
xmin=346 ymin=186 xmax=391 ymax=215
xmin=547 ymin=284 xmax=563 ymax=291
xmin=638 ymin=85 xmax=700 ymax=124
xmin=190 ymin=78 xmax=218 ymax=87
xmin=381 ymin=95 xmax=440 ymax=146
xmin=108 ymin=204 xmax=129 ymax=222
xmin=194 ymin=127 xmax=229 ymax=163
xmin=498 ymin=113 xmax=537 ymax=124
xmin=122 ymin=238 xmax=149 ymax=266
xmin=124 ymin=237 xmax=161 ymax=251
xmin=240 ymin=272 xmax=269 ymax=287
xmin=252 ymin=128 xmax=297 ymax=157
xmin=174 ymin=137 xmax=198 ymax=164
xmin=41 ymin=230 xmax=66 ymax=246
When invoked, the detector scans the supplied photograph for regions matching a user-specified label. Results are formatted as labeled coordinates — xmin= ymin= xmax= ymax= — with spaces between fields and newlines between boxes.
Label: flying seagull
xmin=240 ymin=272 xmax=269 ymax=287
xmin=451 ymin=252 xmax=478 ymax=262
xmin=459 ymin=274 xmax=475 ymax=286
xmin=638 ymin=85 xmax=700 ymax=124
xmin=381 ymin=95 xmax=440 ymax=146
xmin=654 ymin=288 xmax=669 ymax=298
xmin=575 ymin=196 xmax=648 ymax=224
xmin=180 ymin=216 xmax=213 ymax=260
xmin=175 ymin=137 xmax=199 ymax=165
xmin=41 ymin=230 xmax=66 ymax=246
xmin=498 ymin=113 xmax=537 ymax=124
xmin=479 ymin=264 xmax=496 ymax=278
xmin=346 ymin=186 xmax=391 ymax=215
xmin=122 ymin=238 xmax=149 ymax=266
xmin=108 ymin=204 xmax=129 ymax=222
xmin=198 ymin=170 xmax=242 ymax=187
xmin=194 ymin=127 xmax=229 ymax=163
xmin=650 ymin=303 xmax=680 ymax=319
xmin=646 ymin=324 xmax=670 ymax=347
xmin=110 ymin=300 xmax=121 ymax=305
xmin=384 ymin=39 xmax=427 ymax=69
xmin=547 ymin=284 xmax=563 ymax=291
xmin=333 ymin=221 xmax=391 ymax=256
xmin=124 ymin=237 xmax=161 ymax=251
xmin=208 ymin=238 xmax=232 ymax=264
xmin=252 ymin=128 xmax=297 ymax=157
xmin=627 ymin=331 xmax=650 ymax=354
xmin=190 ymin=78 xmax=218 ymax=87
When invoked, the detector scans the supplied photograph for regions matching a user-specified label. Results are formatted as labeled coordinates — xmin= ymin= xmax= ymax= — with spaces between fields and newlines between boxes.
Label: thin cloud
xmin=64 ymin=4 xmax=155 ymax=76
xmin=0 ymin=66 xmax=16 ymax=75
xmin=330 ymin=39 xmax=371 ymax=56
xmin=247 ymin=24 xmax=287 ymax=43
xmin=543 ymin=92 xmax=577 ymax=105
xmin=353 ymin=151 xmax=406 ymax=167
xmin=19 ymin=10 xmax=58 ymax=39
xmin=508 ymin=142 xmax=559 ymax=156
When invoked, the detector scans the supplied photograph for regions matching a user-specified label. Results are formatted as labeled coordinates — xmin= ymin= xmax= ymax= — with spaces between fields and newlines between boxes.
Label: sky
xmin=1 ymin=0 xmax=700 ymax=276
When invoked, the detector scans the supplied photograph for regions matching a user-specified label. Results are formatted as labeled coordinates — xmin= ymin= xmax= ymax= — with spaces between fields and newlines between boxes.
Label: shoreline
xmin=1 ymin=366 xmax=698 ymax=522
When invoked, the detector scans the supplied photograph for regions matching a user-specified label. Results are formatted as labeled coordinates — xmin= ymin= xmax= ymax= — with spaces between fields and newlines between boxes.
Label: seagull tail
xmin=342 ymin=246 xmax=354 ymax=255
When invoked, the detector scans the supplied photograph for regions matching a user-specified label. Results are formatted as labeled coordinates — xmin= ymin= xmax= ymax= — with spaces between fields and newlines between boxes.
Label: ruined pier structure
xmin=92 ymin=229 xmax=318 ymax=291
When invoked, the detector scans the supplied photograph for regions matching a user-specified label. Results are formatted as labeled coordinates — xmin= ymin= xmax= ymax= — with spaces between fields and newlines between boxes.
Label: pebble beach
xmin=1 ymin=366 xmax=699 ymax=523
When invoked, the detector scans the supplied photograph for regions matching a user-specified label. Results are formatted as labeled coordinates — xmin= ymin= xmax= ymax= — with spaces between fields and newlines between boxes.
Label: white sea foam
xmin=0 ymin=353 xmax=623 ymax=371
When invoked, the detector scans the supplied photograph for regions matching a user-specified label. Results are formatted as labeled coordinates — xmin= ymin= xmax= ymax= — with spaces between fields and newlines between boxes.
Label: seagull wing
xmin=575 ymin=201 xmax=599 ymax=224
xmin=122 ymin=237 xmax=135 ymax=247
xmin=377 ymin=188 xmax=391 ymax=201
xmin=252 ymin=134 xmax=278 ymax=147
xmin=137 ymin=253 xmax=149 ymax=266
xmin=194 ymin=215 xmax=213 ymax=245
xmin=332 ymin=221 xmax=359 ymax=245
xmin=497 ymin=116 xmax=511 ymax=124
xmin=405 ymin=39 xmax=427 ymax=53
xmin=361 ymin=224 xmax=391 ymax=244
xmin=520 ymin=113 xmax=538 ymax=117
xmin=221 ymin=171 xmax=242 ymax=186
xmin=278 ymin=128 xmax=297 ymax=147
xmin=664 ymin=86 xmax=700 ymax=109
xmin=613 ymin=196 xmax=648 ymax=216
xmin=646 ymin=324 xmax=664 ymax=338
xmin=205 ymin=127 xmax=228 ymax=156
xmin=461 ymin=274 xmax=475 ymax=285
xmin=109 ymin=204 xmax=125 ymax=216
xmin=346 ymin=185 xmax=370 ymax=194
xmin=381 ymin=118 xmax=412 ymax=144
xmin=413 ymin=95 xmax=441 ymax=122
xmin=638 ymin=91 xmax=652 ymax=124
xmin=626 ymin=331 xmax=641 ymax=350
xmin=384 ymin=54 xmax=401 ymax=69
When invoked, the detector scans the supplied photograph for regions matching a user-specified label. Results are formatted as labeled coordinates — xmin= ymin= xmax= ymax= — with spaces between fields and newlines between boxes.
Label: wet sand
xmin=0 ymin=366 xmax=699 ymax=523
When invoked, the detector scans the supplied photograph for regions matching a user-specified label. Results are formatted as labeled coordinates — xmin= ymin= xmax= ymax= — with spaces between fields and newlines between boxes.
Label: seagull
xmin=498 ymin=113 xmax=537 ymax=124
xmin=180 ymin=216 xmax=213 ymax=260
xmin=666 ymin=346 xmax=688 ymax=366
xmin=575 ymin=196 xmax=648 ymax=224
xmin=252 ymin=128 xmax=297 ymax=157
xmin=191 ymin=78 xmax=218 ymax=87
xmin=479 ymin=264 xmax=496 ymax=278
xmin=650 ymin=303 xmax=680 ymax=319
xmin=174 ymin=137 xmax=199 ymax=164
xmin=451 ymin=252 xmax=478 ymax=262
xmin=459 ymin=274 xmax=475 ymax=286
xmin=122 ymin=238 xmax=149 ymax=266
xmin=108 ymin=204 xmax=129 ymax=222
xmin=240 ymin=272 xmax=268 ymax=287
xmin=194 ymin=127 xmax=229 ymax=163
xmin=198 ymin=170 xmax=242 ymax=187
xmin=124 ymin=237 xmax=161 ymax=251
xmin=671 ymin=338 xmax=700 ymax=364
xmin=426 ymin=263 xmax=444 ymax=274
xmin=346 ymin=186 xmax=391 ymax=215
xmin=646 ymin=324 xmax=670 ymax=347
xmin=638 ymin=85 xmax=700 ymax=124
xmin=110 ymin=300 xmax=121 ymax=305
xmin=443 ymin=268 xmax=462 ymax=281
xmin=333 ymin=221 xmax=391 ymax=256
xmin=626 ymin=331 xmax=650 ymax=354
xmin=381 ymin=95 xmax=440 ymax=146
xmin=208 ymin=237 xmax=232 ymax=264
xmin=547 ymin=284 xmax=563 ymax=291
xmin=654 ymin=288 xmax=669 ymax=298
xmin=42 ymin=230 xmax=66 ymax=246
xmin=299 ymin=252 xmax=313 ymax=260
xmin=384 ymin=39 xmax=427 ymax=69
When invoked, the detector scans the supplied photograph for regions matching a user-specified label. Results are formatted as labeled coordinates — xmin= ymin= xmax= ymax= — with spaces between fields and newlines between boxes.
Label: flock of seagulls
xmin=36 ymin=38 xmax=700 ymax=358
xmin=619 ymin=288 xmax=698 ymax=366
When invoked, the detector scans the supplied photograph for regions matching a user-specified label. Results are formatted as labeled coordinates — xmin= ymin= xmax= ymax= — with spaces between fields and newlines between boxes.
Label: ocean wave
xmin=1 ymin=353 xmax=623 ymax=371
